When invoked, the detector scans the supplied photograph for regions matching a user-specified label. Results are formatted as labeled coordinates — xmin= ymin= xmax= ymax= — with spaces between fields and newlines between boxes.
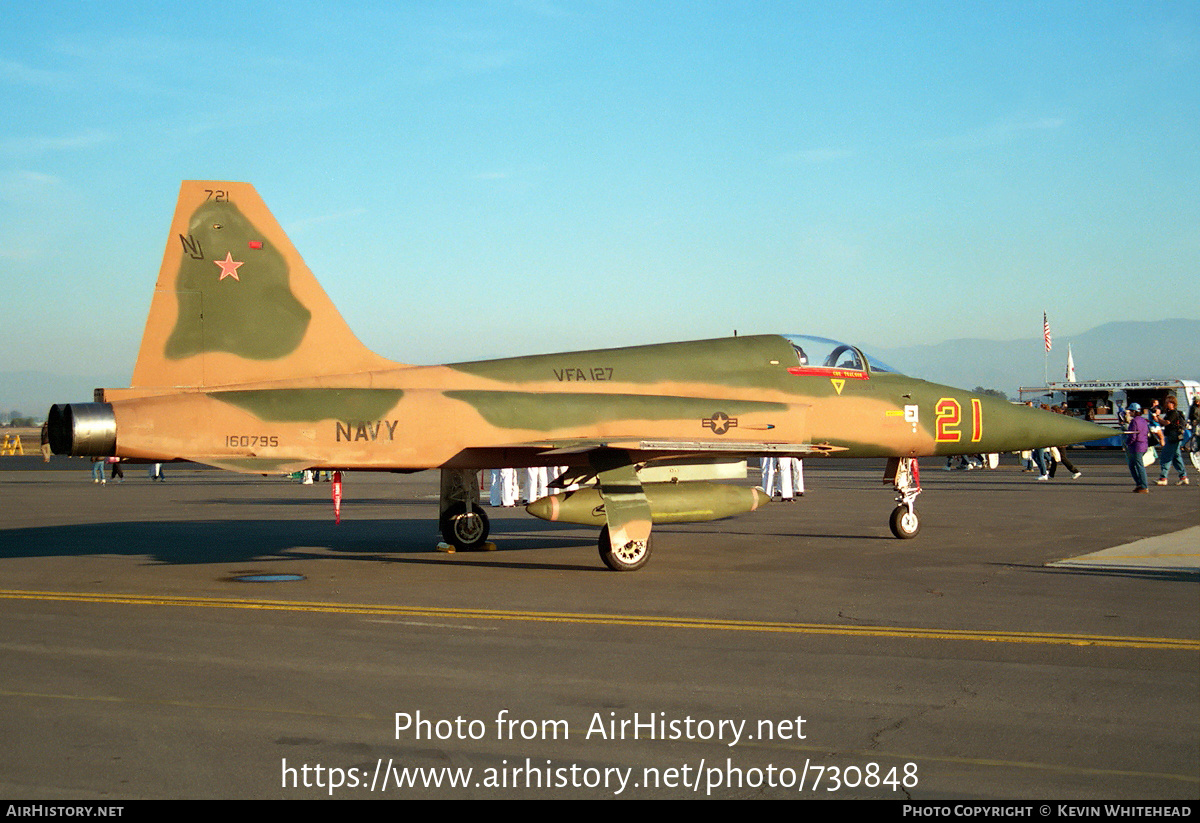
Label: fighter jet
xmin=48 ymin=182 xmax=1113 ymax=571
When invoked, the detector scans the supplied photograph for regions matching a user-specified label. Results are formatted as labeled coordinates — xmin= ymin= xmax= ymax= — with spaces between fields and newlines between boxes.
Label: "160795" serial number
xmin=225 ymin=434 xmax=279 ymax=448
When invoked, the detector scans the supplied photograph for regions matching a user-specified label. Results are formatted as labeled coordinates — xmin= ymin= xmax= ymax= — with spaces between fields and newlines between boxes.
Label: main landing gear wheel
xmin=440 ymin=502 xmax=490 ymax=551
xmin=597 ymin=525 xmax=652 ymax=572
xmin=889 ymin=505 xmax=920 ymax=539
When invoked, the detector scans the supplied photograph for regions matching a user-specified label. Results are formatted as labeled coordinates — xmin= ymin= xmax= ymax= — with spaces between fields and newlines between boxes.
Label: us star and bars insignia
xmin=703 ymin=412 xmax=737 ymax=435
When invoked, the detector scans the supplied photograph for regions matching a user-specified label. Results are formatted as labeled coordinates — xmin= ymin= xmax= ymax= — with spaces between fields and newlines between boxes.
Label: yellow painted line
xmin=1 ymin=589 xmax=1197 ymax=651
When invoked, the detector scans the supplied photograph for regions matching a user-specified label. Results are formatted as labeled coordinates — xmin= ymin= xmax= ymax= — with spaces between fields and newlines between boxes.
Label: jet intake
xmin=526 ymin=481 xmax=768 ymax=526
xmin=48 ymin=403 xmax=117 ymax=456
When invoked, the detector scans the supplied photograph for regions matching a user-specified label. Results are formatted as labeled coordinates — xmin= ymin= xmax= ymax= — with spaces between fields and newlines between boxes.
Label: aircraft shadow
xmin=0 ymin=517 xmax=597 ymax=568
xmin=657 ymin=525 xmax=892 ymax=541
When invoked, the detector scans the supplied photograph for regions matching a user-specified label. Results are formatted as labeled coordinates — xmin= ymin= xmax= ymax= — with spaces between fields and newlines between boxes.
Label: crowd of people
xmin=487 ymin=467 xmax=575 ymax=507
xmin=1016 ymin=402 xmax=1084 ymax=481
xmin=760 ymin=457 xmax=803 ymax=501
xmin=1121 ymin=394 xmax=1192 ymax=493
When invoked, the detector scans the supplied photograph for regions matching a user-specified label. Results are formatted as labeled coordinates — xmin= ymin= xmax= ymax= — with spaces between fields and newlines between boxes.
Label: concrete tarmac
xmin=0 ymin=452 xmax=1196 ymax=799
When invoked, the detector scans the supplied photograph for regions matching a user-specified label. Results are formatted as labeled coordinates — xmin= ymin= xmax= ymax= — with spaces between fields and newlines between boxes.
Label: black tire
xmin=597 ymin=525 xmax=652 ymax=571
xmin=889 ymin=505 xmax=919 ymax=539
xmin=440 ymin=502 xmax=490 ymax=550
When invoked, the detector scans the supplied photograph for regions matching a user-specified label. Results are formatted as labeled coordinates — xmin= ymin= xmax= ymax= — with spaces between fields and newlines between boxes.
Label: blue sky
xmin=1 ymin=1 xmax=1196 ymax=379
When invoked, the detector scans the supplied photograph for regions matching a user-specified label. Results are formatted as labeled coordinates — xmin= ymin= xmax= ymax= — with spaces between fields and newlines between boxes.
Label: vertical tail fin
xmin=130 ymin=181 xmax=400 ymax=388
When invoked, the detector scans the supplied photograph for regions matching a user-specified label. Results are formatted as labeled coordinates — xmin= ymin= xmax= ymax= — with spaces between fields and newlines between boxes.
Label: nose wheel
xmin=889 ymin=505 xmax=920 ymax=538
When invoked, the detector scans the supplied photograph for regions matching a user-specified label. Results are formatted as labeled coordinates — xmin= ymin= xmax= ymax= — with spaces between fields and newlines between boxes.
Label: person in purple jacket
xmin=1123 ymin=403 xmax=1150 ymax=493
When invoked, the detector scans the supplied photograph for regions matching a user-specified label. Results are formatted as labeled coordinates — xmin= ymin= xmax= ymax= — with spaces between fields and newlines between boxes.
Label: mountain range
xmin=868 ymin=319 xmax=1199 ymax=398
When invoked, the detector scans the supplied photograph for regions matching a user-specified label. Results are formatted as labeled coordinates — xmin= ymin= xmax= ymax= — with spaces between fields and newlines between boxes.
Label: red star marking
xmin=214 ymin=252 xmax=244 ymax=281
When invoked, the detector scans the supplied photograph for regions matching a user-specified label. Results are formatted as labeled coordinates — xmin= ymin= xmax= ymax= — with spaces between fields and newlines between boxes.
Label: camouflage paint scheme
xmin=58 ymin=182 xmax=1113 ymax=570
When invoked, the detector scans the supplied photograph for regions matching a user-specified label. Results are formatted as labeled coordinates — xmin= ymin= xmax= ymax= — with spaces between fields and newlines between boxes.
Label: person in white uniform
xmin=490 ymin=468 xmax=519 ymax=507
xmin=762 ymin=456 xmax=804 ymax=500
xmin=761 ymin=457 xmax=778 ymax=497
xmin=779 ymin=456 xmax=804 ymax=499
xmin=524 ymin=466 xmax=549 ymax=503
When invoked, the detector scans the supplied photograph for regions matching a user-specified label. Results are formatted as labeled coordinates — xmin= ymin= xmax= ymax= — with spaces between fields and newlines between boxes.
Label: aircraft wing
xmin=173 ymin=437 xmax=837 ymax=478
xmin=479 ymin=437 xmax=841 ymax=489
xmin=596 ymin=439 xmax=843 ymax=456
xmin=516 ymin=437 xmax=839 ymax=457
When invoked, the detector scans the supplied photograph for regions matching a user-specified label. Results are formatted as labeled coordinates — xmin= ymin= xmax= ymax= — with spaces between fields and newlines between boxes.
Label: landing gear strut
xmin=885 ymin=457 xmax=921 ymax=539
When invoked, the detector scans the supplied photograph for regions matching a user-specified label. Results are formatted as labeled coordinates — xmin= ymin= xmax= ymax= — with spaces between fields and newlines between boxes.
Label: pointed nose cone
xmin=525 ymin=495 xmax=558 ymax=522
xmin=975 ymin=399 xmax=1116 ymax=453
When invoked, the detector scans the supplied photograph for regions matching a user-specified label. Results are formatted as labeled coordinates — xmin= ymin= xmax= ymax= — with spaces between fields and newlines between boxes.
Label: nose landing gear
xmin=885 ymin=457 xmax=921 ymax=539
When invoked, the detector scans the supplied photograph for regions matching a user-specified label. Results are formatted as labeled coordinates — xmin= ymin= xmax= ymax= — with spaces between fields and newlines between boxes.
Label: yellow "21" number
xmin=935 ymin=398 xmax=983 ymax=442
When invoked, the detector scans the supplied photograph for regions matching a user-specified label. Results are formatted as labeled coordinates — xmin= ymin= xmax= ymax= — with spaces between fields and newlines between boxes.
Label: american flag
xmin=1043 ymin=312 xmax=1052 ymax=352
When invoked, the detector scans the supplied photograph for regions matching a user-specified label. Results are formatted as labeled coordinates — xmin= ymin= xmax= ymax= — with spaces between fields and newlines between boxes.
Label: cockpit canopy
xmin=782 ymin=335 xmax=898 ymax=375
